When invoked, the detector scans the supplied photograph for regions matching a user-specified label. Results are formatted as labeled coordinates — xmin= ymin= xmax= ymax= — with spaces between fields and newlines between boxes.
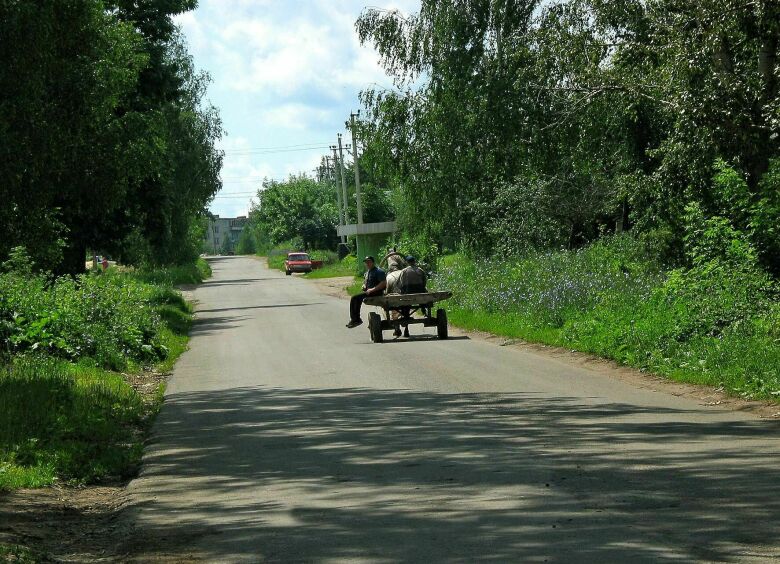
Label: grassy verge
xmin=304 ymin=256 xmax=358 ymax=279
xmin=265 ymin=253 xmax=286 ymax=271
xmin=346 ymin=278 xmax=363 ymax=296
xmin=0 ymin=261 xmax=202 ymax=490
xmin=433 ymin=236 xmax=780 ymax=400
xmin=132 ymin=257 xmax=212 ymax=286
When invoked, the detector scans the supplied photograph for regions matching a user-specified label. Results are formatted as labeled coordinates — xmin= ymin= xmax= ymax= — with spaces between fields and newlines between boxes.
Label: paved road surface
xmin=123 ymin=256 xmax=780 ymax=563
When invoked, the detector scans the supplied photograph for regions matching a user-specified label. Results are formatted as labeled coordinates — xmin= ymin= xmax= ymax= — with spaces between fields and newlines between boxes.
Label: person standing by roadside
xmin=346 ymin=256 xmax=386 ymax=328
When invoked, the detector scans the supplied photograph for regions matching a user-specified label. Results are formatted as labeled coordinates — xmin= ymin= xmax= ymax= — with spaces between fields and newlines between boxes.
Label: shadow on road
xmin=120 ymin=386 xmax=780 ymax=562
xmin=200 ymin=277 xmax=285 ymax=287
xmin=196 ymin=303 xmax=325 ymax=314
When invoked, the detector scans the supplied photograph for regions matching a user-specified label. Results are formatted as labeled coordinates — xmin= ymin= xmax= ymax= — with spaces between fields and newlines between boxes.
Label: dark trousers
xmin=350 ymin=292 xmax=369 ymax=322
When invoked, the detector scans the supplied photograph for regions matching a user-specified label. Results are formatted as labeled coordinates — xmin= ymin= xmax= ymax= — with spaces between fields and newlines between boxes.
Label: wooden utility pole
xmin=349 ymin=111 xmax=364 ymax=224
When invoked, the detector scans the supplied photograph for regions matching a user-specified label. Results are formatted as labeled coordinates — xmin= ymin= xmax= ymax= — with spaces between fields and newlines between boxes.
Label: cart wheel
xmin=369 ymin=312 xmax=383 ymax=343
xmin=436 ymin=308 xmax=448 ymax=339
xmin=285 ymin=270 xmax=291 ymax=276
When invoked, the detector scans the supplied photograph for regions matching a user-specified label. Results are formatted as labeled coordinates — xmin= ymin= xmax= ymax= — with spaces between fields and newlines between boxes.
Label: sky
xmin=173 ymin=0 xmax=420 ymax=218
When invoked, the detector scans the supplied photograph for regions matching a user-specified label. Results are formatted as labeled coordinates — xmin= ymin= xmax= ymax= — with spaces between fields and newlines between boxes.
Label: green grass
xmin=265 ymin=254 xmax=286 ymax=271
xmin=304 ymin=261 xmax=357 ymax=279
xmin=0 ymin=262 xmax=202 ymax=490
xmin=346 ymin=277 xmax=363 ymax=296
xmin=434 ymin=236 xmax=780 ymax=400
xmin=133 ymin=257 xmax=212 ymax=286
xmin=0 ymin=358 xmax=146 ymax=489
xmin=0 ymin=543 xmax=39 ymax=563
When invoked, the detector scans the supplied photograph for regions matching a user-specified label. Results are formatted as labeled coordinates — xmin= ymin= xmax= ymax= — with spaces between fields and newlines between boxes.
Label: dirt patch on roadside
xmin=0 ymin=485 xmax=124 ymax=562
xmin=309 ymin=275 xmax=355 ymax=300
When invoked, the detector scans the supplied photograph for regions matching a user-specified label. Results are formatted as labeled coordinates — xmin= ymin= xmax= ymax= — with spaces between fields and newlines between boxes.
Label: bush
xmin=436 ymin=235 xmax=661 ymax=328
xmin=308 ymin=250 xmax=339 ymax=264
xmin=382 ymin=233 xmax=440 ymax=272
xmin=0 ymin=259 xmax=203 ymax=370
xmin=133 ymin=257 xmax=211 ymax=286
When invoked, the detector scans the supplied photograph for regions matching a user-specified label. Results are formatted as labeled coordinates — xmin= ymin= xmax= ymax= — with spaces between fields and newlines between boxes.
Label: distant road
xmin=123 ymin=256 xmax=780 ymax=562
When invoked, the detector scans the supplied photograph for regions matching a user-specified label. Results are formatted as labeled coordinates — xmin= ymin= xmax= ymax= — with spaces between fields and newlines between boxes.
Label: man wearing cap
xmin=399 ymin=256 xmax=427 ymax=294
xmin=346 ymin=256 xmax=386 ymax=328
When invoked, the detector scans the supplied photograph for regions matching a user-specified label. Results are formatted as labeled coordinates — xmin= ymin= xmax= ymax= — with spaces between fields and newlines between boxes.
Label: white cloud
xmin=173 ymin=0 xmax=422 ymax=217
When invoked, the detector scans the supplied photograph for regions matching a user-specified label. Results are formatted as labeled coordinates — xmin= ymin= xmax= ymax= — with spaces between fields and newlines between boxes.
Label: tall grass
xmin=0 ymin=358 xmax=146 ymax=489
xmin=132 ymin=257 xmax=212 ymax=286
xmin=434 ymin=236 xmax=780 ymax=400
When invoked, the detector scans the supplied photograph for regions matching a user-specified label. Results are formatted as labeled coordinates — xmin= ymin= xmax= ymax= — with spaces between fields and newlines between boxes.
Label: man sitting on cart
xmin=398 ymin=256 xmax=427 ymax=294
xmin=346 ymin=256 xmax=386 ymax=328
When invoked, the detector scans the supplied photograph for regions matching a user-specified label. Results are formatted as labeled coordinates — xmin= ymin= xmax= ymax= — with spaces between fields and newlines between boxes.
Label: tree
xmin=355 ymin=0 xmax=780 ymax=269
xmin=0 ymin=1 xmax=146 ymax=272
xmin=250 ymin=176 xmax=339 ymax=251
xmin=0 ymin=1 xmax=222 ymax=274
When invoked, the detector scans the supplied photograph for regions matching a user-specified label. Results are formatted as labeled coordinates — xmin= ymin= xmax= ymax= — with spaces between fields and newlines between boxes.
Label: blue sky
xmin=173 ymin=0 xmax=420 ymax=218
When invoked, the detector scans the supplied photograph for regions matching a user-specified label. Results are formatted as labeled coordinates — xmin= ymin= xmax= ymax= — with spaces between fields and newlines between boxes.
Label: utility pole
xmin=349 ymin=111 xmax=364 ymax=224
xmin=330 ymin=145 xmax=347 ymax=231
xmin=325 ymin=155 xmax=345 ymax=243
xmin=336 ymin=134 xmax=350 ymax=226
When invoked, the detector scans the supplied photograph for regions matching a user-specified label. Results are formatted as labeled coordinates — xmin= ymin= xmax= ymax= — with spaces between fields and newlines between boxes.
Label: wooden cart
xmin=363 ymin=291 xmax=453 ymax=343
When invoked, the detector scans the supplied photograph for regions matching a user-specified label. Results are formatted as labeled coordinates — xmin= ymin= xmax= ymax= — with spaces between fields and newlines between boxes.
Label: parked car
xmin=285 ymin=252 xmax=312 ymax=275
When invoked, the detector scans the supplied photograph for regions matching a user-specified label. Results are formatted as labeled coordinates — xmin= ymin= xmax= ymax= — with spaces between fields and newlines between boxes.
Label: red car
xmin=285 ymin=252 xmax=312 ymax=275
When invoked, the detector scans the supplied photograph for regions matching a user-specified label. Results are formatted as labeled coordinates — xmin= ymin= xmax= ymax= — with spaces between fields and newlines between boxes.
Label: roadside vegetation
xmin=0 ymin=250 xmax=207 ymax=490
xmin=0 ymin=0 xmax=218 ymax=492
xmin=242 ymin=1 xmax=779 ymax=401
xmin=434 ymin=234 xmax=779 ymax=399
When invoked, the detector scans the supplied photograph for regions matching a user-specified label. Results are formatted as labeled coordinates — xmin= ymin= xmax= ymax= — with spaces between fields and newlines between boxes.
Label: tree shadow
xmin=200 ymin=277 xmax=283 ymax=287
xmin=196 ymin=303 xmax=324 ymax=314
xmin=119 ymin=386 xmax=780 ymax=562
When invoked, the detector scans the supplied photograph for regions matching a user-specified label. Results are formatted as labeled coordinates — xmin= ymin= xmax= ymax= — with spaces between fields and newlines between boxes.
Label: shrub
xmin=0 ymin=268 xmax=184 ymax=370
xmin=436 ymin=235 xmax=661 ymax=328
xmin=382 ymin=233 xmax=440 ymax=272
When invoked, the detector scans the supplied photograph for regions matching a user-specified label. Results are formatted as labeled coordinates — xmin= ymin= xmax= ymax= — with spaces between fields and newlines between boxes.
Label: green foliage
xmin=356 ymin=0 xmax=780 ymax=264
xmin=304 ymin=257 xmax=358 ymax=279
xmin=236 ymin=227 xmax=258 ymax=255
xmin=0 ymin=260 xmax=199 ymax=489
xmin=249 ymin=176 xmax=338 ymax=251
xmin=0 ymin=357 xmax=145 ymax=488
xmin=0 ymin=543 xmax=39 ymax=563
xmin=0 ymin=1 xmax=222 ymax=274
xmin=133 ymin=257 xmax=211 ymax=286
xmin=0 ymin=259 xmax=204 ymax=371
xmin=434 ymin=236 xmax=779 ymax=400
xmin=710 ymin=159 xmax=780 ymax=275
xmin=381 ymin=233 xmax=440 ymax=272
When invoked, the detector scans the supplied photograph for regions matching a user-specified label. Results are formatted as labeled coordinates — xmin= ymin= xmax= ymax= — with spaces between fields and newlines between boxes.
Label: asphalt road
xmin=123 ymin=256 xmax=780 ymax=563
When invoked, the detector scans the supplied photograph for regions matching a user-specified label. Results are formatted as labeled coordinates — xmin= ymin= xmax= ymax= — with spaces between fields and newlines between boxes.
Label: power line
xmin=223 ymin=141 xmax=331 ymax=151
xmin=223 ymin=144 xmax=331 ymax=155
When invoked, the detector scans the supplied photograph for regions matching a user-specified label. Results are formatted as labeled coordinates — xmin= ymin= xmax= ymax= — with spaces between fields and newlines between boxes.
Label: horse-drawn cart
xmin=363 ymin=291 xmax=453 ymax=343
